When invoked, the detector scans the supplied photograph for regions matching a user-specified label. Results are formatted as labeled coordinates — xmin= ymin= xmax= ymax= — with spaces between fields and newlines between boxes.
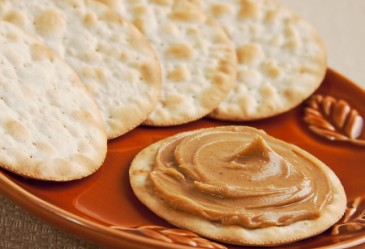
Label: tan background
xmin=278 ymin=0 xmax=365 ymax=88
xmin=1 ymin=0 xmax=364 ymax=248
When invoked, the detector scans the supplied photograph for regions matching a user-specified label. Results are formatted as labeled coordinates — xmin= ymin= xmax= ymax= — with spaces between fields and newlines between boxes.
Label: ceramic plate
xmin=0 ymin=69 xmax=365 ymax=249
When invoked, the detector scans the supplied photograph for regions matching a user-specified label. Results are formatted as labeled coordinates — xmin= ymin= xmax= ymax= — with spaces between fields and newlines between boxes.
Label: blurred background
xmin=278 ymin=0 xmax=365 ymax=88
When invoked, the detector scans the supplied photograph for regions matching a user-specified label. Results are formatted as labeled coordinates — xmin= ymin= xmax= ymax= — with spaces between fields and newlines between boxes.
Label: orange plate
xmin=1 ymin=69 xmax=365 ymax=249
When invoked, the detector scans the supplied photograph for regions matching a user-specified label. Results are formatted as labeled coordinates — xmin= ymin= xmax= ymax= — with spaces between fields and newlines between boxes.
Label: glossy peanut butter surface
xmin=151 ymin=127 xmax=332 ymax=228
xmin=0 ymin=69 xmax=364 ymax=249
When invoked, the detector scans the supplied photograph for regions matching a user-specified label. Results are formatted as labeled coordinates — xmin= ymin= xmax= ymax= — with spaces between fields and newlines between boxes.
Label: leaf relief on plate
xmin=303 ymin=94 xmax=365 ymax=146
xmin=332 ymin=195 xmax=365 ymax=236
xmin=110 ymin=225 xmax=227 ymax=249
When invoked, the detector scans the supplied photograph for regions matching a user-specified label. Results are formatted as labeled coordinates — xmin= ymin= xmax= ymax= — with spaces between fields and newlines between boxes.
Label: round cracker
xmin=99 ymin=0 xmax=237 ymax=126
xmin=129 ymin=126 xmax=346 ymax=246
xmin=0 ymin=21 xmax=107 ymax=181
xmin=0 ymin=0 xmax=162 ymax=139
xmin=193 ymin=0 xmax=327 ymax=121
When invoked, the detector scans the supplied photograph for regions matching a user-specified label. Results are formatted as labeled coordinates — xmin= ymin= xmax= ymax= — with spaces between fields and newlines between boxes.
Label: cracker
xmin=129 ymin=126 xmax=346 ymax=246
xmin=98 ymin=0 xmax=237 ymax=126
xmin=0 ymin=0 xmax=162 ymax=139
xmin=191 ymin=0 xmax=327 ymax=121
xmin=0 ymin=21 xmax=107 ymax=181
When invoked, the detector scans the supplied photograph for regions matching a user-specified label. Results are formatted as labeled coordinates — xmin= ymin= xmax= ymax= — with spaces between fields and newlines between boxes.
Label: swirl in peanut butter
xmin=150 ymin=127 xmax=333 ymax=228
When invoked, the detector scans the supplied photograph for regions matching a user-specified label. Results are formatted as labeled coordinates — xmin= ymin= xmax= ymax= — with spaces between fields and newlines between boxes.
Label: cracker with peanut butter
xmin=0 ymin=21 xmax=107 ymax=181
xmin=98 ymin=0 xmax=237 ymax=126
xmin=129 ymin=126 xmax=347 ymax=246
xmin=0 ymin=0 xmax=162 ymax=139
xmin=190 ymin=0 xmax=327 ymax=121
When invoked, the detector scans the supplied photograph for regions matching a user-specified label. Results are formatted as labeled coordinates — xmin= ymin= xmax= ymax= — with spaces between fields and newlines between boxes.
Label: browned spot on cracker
xmin=238 ymin=0 xmax=259 ymax=19
xmin=5 ymin=32 xmax=19 ymax=42
xmin=186 ymin=27 xmax=199 ymax=38
xmin=236 ymin=44 xmax=263 ymax=65
xmin=162 ymin=94 xmax=184 ymax=107
xmin=73 ymin=154 xmax=93 ymax=168
xmin=131 ymin=5 xmax=147 ymax=16
xmin=212 ymin=33 xmax=228 ymax=43
xmin=132 ymin=18 xmax=145 ymax=33
xmin=264 ymin=9 xmax=278 ymax=23
xmin=210 ymin=3 xmax=232 ymax=17
xmin=299 ymin=65 xmax=318 ymax=75
xmin=167 ymin=66 xmax=189 ymax=82
xmin=4 ymin=120 xmax=30 ymax=141
xmin=284 ymin=38 xmax=300 ymax=51
xmin=119 ymin=51 xmax=130 ymax=61
xmin=161 ymin=23 xmax=178 ymax=36
xmin=34 ymin=142 xmax=56 ymax=155
xmin=213 ymin=73 xmax=227 ymax=86
xmin=65 ymin=0 xmax=81 ymax=8
xmin=34 ymin=9 xmax=65 ymax=36
xmin=83 ymin=12 xmax=97 ymax=27
xmin=128 ymin=28 xmax=148 ymax=51
xmin=169 ymin=11 xmax=202 ymax=23
xmin=218 ymin=59 xmax=233 ymax=75
xmin=3 ymin=10 xmax=25 ymax=26
xmin=80 ymin=66 xmax=106 ymax=82
xmin=284 ymin=25 xmax=297 ymax=37
xmin=283 ymin=88 xmax=298 ymax=102
xmin=81 ymin=51 xmax=100 ymax=63
xmin=140 ymin=62 xmax=159 ymax=84
xmin=262 ymin=60 xmax=282 ymax=78
xmin=165 ymin=43 xmax=193 ymax=60
xmin=260 ymin=84 xmax=276 ymax=98
xmin=100 ymin=10 xmax=123 ymax=24
xmin=98 ymin=0 xmax=119 ymax=9
xmin=71 ymin=110 xmax=98 ymax=125
xmin=95 ymin=67 xmax=106 ymax=81
xmin=150 ymin=0 xmax=171 ymax=6
xmin=30 ymin=43 xmax=56 ymax=61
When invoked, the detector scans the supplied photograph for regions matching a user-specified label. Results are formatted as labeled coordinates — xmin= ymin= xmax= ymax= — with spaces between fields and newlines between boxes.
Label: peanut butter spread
xmin=149 ymin=126 xmax=333 ymax=228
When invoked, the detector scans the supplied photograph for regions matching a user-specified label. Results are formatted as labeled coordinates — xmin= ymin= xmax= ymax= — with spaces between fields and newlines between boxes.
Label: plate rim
xmin=0 ymin=170 xmax=190 ymax=249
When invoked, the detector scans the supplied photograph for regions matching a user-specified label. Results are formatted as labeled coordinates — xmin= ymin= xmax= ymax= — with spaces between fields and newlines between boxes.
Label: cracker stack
xmin=0 ymin=0 xmax=162 ymax=139
xmin=99 ymin=0 xmax=237 ymax=126
xmin=0 ymin=0 xmax=329 ymax=185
